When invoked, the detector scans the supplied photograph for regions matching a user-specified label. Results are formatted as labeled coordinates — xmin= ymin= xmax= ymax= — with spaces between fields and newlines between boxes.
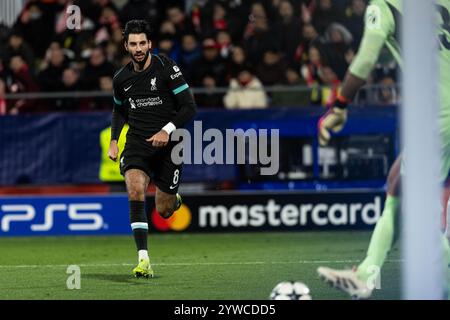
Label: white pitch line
xmin=0 ymin=259 xmax=403 ymax=269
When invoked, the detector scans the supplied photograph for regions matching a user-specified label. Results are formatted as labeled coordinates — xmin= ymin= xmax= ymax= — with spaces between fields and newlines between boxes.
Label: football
xmin=269 ymin=281 xmax=312 ymax=300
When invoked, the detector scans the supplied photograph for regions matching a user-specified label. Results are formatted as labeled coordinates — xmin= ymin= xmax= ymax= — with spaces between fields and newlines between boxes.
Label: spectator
xmin=38 ymin=45 xmax=69 ymax=92
xmin=13 ymin=1 xmax=58 ymax=58
xmin=153 ymin=33 xmax=181 ymax=63
xmin=274 ymin=0 xmax=302 ymax=65
xmin=109 ymin=25 xmax=128 ymax=66
xmin=216 ymin=30 xmax=233 ymax=59
xmin=0 ymin=56 xmax=13 ymax=91
xmin=317 ymin=65 xmax=341 ymax=106
xmin=294 ymin=23 xmax=319 ymax=68
xmin=7 ymin=54 xmax=40 ymax=114
xmin=166 ymin=5 xmax=195 ymax=40
xmin=223 ymin=0 xmax=252 ymax=43
xmin=376 ymin=75 xmax=398 ymax=105
xmin=56 ymin=32 xmax=94 ymax=65
xmin=95 ymin=5 xmax=121 ymax=45
xmin=227 ymin=45 xmax=251 ymax=80
xmin=159 ymin=20 xmax=177 ymax=36
xmin=105 ymin=40 xmax=121 ymax=68
xmin=97 ymin=75 xmax=114 ymax=110
xmin=4 ymin=30 xmax=35 ymax=75
xmin=344 ymin=0 xmax=367 ymax=49
xmin=300 ymin=43 xmax=327 ymax=105
xmin=0 ymin=79 xmax=7 ymax=115
xmin=224 ymin=66 xmax=268 ymax=109
xmin=54 ymin=67 xmax=81 ymax=112
xmin=191 ymin=38 xmax=228 ymax=87
xmin=242 ymin=2 xmax=280 ymax=65
xmin=301 ymin=43 xmax=323 ymax=87
xmin=81 ymin=46 xmax=115 ymax=90
xmin=256 ymin=48 xmax=288 ymax=86
xmin=323 ymin=23 xmax=354 ymax=80
xmin=119 ymin=0 xmax=164 ymax=33
xmin=61 ymin=67 xmax=80 ymax=91
xmin=195 ymin=73 xmax=224 ymax=108
xmin=0 ymin=0 xmax=398 ymax=112
xmin=201 ymin=2 xmax=229 ymax=38
xmin=310 ymin=0 xmax=343 ymax=34
xmin=371 ymin=46 xmax=399 ymax=93
xmin=179 ymin=33 xmax=202 ymax=83
xmin=285 ymin=67 xmax=303 ymax=86
xmin=78 ymin=0 xmax=119 ymax=26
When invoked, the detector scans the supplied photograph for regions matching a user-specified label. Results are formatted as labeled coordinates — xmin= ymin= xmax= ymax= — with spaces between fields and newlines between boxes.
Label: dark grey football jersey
xmin=112 ymin=54 xmax=190 ymax=138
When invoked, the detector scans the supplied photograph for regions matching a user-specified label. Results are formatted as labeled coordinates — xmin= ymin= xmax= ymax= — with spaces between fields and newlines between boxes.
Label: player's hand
xmin=108 ymin=140 xmax=119 ymax=161
xmin=147 ymin=130 xmax=169 ymax=147
xmin=317 ymin=106 xmax=348 ymax=146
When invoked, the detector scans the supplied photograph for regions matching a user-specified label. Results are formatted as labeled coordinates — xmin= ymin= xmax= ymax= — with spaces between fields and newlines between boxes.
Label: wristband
xmin=335 ymin=93 xmax=350 ymax=109
xmin=162 ymin=122 xmax=176 ymax=135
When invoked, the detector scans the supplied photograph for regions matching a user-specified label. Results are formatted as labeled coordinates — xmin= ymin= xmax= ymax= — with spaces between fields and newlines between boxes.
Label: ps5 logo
xmin=0 ymin=203 xmax=104 ymax=232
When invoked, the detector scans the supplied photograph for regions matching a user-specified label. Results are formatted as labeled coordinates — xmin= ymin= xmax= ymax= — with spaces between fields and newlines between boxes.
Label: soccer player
xmin=317 ymin=0 xmax=450 ymax=299
xmin=108 ymin=20 xmax=197 ymax=278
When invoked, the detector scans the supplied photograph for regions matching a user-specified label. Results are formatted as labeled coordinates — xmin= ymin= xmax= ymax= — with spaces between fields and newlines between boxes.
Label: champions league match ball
xmin=269 ymin=281 xmax=312 ymax=300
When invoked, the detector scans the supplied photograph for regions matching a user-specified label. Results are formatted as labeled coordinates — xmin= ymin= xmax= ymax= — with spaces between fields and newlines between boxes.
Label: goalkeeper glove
xmin=317 ymin=96 xmax=349 ymax=146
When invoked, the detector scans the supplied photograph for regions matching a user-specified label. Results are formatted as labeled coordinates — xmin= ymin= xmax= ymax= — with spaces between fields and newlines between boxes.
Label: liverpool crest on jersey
xmin=150 ymin=77 xmax=157 ymax=91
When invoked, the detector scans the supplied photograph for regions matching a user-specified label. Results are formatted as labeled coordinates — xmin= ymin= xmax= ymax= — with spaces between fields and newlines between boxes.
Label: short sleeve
xmin=364 ymin=1 xmax=395 ymax=39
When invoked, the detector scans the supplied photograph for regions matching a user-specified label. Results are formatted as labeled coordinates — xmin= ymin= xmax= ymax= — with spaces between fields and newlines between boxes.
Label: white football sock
xmin=138 ymin=250 xmax=149 ymax=261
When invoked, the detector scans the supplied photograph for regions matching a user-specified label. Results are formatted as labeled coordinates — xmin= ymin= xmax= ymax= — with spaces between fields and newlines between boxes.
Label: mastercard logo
xmin=151 ymin=204 xmax=192 ymax=232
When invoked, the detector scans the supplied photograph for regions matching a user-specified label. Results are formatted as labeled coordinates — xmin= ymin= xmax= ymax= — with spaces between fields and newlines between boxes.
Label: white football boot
xmin=317 ymin=266 xmax=373 ymax=299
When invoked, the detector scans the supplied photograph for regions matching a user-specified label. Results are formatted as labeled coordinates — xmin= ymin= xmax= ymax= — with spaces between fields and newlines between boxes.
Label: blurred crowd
xmin=0 ymin=0 xmax=399 ymax=115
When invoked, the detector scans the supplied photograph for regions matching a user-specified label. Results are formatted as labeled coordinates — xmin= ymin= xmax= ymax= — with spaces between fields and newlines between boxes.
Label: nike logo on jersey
xmin=169 ymin=185 xmax=178 ymax=190
xmin=124 ymin=85 xmax=132 ymax=92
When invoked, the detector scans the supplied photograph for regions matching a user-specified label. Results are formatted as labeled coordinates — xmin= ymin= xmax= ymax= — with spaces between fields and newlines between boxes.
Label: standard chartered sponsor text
xmin=135 ymin=97 xmax=163 ymax=107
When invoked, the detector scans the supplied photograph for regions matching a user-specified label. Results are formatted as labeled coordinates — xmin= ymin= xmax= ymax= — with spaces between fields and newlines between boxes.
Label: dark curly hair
xmin=123 ymin=20 xmax=152 ymax=42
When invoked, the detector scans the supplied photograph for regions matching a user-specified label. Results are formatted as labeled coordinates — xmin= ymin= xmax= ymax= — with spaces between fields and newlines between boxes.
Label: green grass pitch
xmin=0 ymin=232 xmax=401 ymax=300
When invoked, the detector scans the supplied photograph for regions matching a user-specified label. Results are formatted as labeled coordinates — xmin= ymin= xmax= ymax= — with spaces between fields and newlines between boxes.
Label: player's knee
xmin=128 ymin=188 xmax=145 ymax=201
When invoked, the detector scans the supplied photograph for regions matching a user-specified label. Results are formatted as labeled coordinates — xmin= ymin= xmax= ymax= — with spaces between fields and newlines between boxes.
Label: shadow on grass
xmin=83 ymin=273 xmax=161 ymax=284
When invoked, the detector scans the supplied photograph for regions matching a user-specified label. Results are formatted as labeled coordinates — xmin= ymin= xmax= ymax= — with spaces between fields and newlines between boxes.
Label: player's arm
xmin=318 ymin=2 xmax=394 ymax=145
xmin=109 ymin=82 xmax=128 ymax=161
xmin=147 ymin=60 xmax=197 ymax=147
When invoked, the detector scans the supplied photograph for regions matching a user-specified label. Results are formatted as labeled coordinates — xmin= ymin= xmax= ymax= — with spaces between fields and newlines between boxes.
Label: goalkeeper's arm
xmin=318 ymin=29 xmax=388 ymax=146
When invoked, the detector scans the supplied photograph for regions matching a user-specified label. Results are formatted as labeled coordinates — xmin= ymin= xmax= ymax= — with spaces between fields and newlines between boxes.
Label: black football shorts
xmin=119 ymin=137 xmax=182 ymax=194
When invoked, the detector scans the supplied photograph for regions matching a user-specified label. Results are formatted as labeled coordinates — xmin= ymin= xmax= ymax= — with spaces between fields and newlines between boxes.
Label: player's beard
xmin=131 ymin=50 xmax=150 ymax=69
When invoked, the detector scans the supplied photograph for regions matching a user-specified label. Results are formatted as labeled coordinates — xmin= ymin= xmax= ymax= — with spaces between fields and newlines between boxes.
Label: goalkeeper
xmin=317 ymin=0 xmax=450 ymax=299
